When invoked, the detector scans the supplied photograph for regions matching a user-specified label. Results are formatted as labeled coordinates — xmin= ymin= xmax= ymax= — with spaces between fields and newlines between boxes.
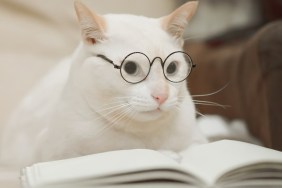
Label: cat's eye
xmin=163 ymin=52 xmax=193 ymax=83
xmin=120 ymin=52 xmax=151 ymax=84
xmin=166 ymin=61 xmax=178 ymax=75
xmin=124 ymin=61 xmax=138 ymax=75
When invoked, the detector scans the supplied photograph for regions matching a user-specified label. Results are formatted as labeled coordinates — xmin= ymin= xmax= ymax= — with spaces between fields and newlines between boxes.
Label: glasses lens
xmin=121 ymin=52 xmax=150 ymax=83
xmin=164 ymin=52 xmax=192 ymax=83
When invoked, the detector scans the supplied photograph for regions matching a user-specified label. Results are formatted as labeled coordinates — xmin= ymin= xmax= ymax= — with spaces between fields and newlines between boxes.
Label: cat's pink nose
xmin=152 ymin=94 xmax=168 ymax=105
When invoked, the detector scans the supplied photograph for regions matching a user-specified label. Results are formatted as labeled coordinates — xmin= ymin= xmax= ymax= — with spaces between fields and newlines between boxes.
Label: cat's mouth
xmin=140 ymin=108 xmax=162 ymax=114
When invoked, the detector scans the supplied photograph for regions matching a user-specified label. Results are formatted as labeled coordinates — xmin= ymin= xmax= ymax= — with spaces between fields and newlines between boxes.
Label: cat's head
xmin=71 ymin=1 xmax=198 ymax=124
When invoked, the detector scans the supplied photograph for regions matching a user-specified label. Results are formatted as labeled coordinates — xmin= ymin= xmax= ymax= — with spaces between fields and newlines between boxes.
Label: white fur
xmin=0 ymin=13 xmax=207 ymax=167
xmin=197 ymin=115 xmax=262 ymax=145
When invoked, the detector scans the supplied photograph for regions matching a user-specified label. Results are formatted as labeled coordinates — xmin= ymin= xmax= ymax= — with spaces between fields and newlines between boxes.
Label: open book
xmin=21 ymin=140 xmax=282 ymax=188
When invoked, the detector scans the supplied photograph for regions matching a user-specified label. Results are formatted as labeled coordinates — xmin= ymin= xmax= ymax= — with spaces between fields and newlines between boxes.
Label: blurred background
xmin=0 ymin=0 xmax=281 ymax=147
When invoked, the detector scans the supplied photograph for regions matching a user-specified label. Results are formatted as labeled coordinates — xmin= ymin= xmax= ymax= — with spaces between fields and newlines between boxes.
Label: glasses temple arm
xmin=96 ymin=54 xmax=120 ymax=69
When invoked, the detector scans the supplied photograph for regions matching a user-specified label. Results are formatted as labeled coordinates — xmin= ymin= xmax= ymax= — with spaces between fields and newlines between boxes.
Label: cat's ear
xmin=74 ymin=1 xmax=106 ymax=45
xmin=161 ymin=1 xmax=198 ymax=39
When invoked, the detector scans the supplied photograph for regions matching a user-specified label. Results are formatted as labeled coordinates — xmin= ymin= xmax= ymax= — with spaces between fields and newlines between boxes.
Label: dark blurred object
xmin=262 ymin=0 xmax=282 ymax=22
xmin=186 ymin=21 xmax=282 ymax=151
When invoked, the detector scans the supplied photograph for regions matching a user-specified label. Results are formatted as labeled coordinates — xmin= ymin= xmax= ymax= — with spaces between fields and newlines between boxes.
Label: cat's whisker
xmin=97 ymin=100 xmax=127 ymax=108
xmin=83 ymin=103 xmax=131 ymax=125
xmin=129 ymin=101 xmax=144 ymax=106
xmin=94 ymin=122 xmax=115 ymax=138
xmin=112 ymin=96 xmax=133 ymax=100
xmin=108 ymin=105 xmax=132 ymax=121
xmin=191 ymin=83 xmax=230 ymax=98
xmin=117 ymin=107 xmax=136 ymax=130
xmin=132 ymin=99 xmax=150 ymax=104
xmin=193 ymin=100 xmax=229 ymax=109
xmin=98 ymin=106 xmax=133 ymax=137
xmin=196 ymin=110 xmax=205 ymax=117
xmin=177 ymin=96 xmax=187 ymax=103
xmin=79 ymin=94 xmax=127 ymax=116
xmin=100 ymin=100 xmax=125 ymax=105
xmin=130 ymin=101 xmax=153 ymax=109
xmin=99 ymin=104 xmax=131 ymax=120
xmin=194 ymin=103 xmax=228 ymax=109
xmin=174 ymin=105 xmax=181 ymax=112
xmin=166 ymin=102 xmax=178 ymax=108
xmin=94 ymin=106 xmax=132 ymax=137
xmin=115 ymin=107 xmax=132 ymax=124
xmin=96 ymin=103 xmax=129 ymax=113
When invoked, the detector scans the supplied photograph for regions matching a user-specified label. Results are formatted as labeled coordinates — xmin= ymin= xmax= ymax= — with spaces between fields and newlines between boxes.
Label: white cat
xmin=0 ymin=1 xmax=207 ymax=167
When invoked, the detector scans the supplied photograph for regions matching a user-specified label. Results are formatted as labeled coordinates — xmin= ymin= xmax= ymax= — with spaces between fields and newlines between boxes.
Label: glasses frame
xmin=96 ymin=51 xmax=196 ymax=84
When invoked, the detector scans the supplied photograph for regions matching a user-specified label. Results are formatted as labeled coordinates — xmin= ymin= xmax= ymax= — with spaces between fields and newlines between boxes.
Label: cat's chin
xmin=132 ymin=108 xmax=167 ymax=122
xmin=141 ymin=108 xmax=162 ymax=116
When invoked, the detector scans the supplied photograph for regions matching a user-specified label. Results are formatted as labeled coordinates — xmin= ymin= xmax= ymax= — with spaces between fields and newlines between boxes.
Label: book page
xmin=180 ymin=140 xmax=282 ymax=186
xmin=22 ymin=149 xmax=183 ymax=187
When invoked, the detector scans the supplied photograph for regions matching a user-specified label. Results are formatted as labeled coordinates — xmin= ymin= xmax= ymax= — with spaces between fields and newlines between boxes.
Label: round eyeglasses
xmin=97 ymin=51 xmax=196 ymax=84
